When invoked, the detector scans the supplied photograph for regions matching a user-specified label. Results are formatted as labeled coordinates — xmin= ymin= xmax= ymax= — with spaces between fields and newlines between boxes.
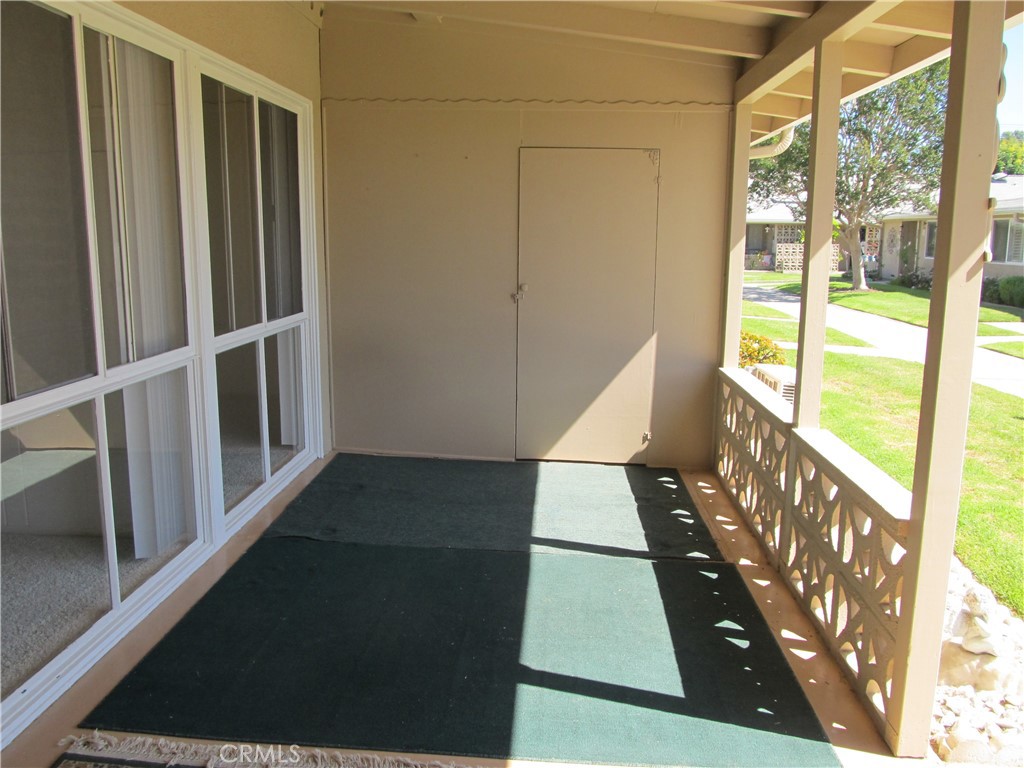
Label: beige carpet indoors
xmin=1 ymin=533 xmax=184 ymax=698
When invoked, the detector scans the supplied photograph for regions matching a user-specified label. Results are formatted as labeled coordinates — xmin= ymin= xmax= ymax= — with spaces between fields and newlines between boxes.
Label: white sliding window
xmin=266 ymin=327 xmax=305 ymax=475
xmin=0 ymin=403 xmax=107 ymax=699
xmin=85 ymin=29 xmax=188 ymax=366
xmin=1 ymin=2 xmax=96 ymax=402
xmin=260 ymin=100 xmax=303 ymax=321
xmin=105 ymin=369 xmax=196 ymax=601
xmin=200 ymin=73 xmax=310 ymax=517
xmin=203 ymin=77 xmax=262 ymax=336
xmin=0 ymin=1 xmax=318 ymax=744
xmin=1 ymin=1 xmax=202 ymax=705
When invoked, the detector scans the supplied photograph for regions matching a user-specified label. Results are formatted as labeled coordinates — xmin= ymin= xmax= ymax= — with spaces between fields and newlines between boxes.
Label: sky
xmin=1000 ymin=24 xmax=1024 ymax=132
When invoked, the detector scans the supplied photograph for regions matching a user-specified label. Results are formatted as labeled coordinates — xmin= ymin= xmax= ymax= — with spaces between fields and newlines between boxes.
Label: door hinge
xmin=643 ymin=432 xmax=653 ymax=443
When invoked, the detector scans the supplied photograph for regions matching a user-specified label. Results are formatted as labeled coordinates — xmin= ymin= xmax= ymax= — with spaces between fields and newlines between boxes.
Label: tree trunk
xmin=839 ymin=226 xmax=868 ymax=290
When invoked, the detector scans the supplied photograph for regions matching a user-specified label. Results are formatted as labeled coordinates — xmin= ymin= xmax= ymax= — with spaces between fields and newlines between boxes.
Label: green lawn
xmin=977 ymin=324 xmax=1020 ymax=337
xmin=980 ymin=340 xmax=1024 ymax=359
xmin=777 ymin=277 xmax=852 ymax=295
xmin=742 ymin=270 xmax=794 ymax=284
xmin=742 ymin=316 xmax=870 ymax=347
xmin=742 ymin=300 xmax=791 ymax=318
xmin=744 ymin=270 xmax=847 ymax=284
xmin=778 ymin=280 xmax=1024 ymax=331
xmin=815 ymin=353 xmax=1023 ymax=615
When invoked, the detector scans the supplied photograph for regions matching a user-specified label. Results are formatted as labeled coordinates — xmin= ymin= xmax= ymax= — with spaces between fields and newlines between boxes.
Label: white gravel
xmin=929 ymin=557 xmax=1024 ymax=765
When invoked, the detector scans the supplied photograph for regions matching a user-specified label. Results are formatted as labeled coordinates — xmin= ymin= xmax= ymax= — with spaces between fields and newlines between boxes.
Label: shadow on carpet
xmin=83 ymin=454 xmax=838 ymax=767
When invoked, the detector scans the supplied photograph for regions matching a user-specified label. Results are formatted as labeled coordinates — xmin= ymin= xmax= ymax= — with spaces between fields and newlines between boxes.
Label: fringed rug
xmin=55 ymin=732 xmax=478 ymax=768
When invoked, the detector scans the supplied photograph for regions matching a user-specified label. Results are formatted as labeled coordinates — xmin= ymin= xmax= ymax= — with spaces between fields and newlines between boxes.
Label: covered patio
xmin=1 ymin=1 xmax=1019 ymax=765
xmin=5 ymin=455 xmax=895 ymax=768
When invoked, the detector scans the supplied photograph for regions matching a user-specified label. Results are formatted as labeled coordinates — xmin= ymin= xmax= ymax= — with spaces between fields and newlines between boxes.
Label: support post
xmin=720 ymin=103 xmax=753 ymax=368
xmin=792 ymin=40 xmax=842 ymax=428
xmin=887 ymin=1 xmax=1005 ymax=756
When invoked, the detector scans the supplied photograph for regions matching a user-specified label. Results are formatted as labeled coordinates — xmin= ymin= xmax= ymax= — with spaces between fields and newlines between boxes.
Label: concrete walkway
xmin=743 ymin=285 xmax=1024 ymax=399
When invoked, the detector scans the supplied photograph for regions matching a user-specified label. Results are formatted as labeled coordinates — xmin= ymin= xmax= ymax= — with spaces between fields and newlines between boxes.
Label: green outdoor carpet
xmin=83 ymin=454 xmax=838 ymax=767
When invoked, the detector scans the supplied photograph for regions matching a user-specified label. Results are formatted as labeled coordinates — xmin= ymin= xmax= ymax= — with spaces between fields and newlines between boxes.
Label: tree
xmin=996 ymin=131 xmax=1024 ymax=175
xmin=748 ymin=59 xmax=949 ymax=290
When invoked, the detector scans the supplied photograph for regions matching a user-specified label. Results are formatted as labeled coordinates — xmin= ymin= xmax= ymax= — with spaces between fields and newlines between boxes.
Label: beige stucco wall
xmin=880 ymin=221 xmax=903 ymax=278
xmin=322 ymin=8 xmax=734 ymax=468
xmin=118 ymin=1 xmax=331 ymax=446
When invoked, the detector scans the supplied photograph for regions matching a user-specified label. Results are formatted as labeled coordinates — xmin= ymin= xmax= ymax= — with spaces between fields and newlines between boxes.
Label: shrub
xmin=739 ymin=331 xmax=787 ymax=368
xmin=981 ymin=276 xmax=1002 ymax=304
xmin=892 ymin=271 xmax=933 ymax=291
xmin=745 ymin=251 xmax=771 ymax=270
xmin=998 ymin=276 xmax=1024 ymax=308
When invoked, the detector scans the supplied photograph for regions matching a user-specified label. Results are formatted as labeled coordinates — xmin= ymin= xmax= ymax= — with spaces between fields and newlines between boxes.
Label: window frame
xmin=188 ymin=56 xmax=318 ymax=536
xmin=0 ymin=0 xmax=323 ymax=745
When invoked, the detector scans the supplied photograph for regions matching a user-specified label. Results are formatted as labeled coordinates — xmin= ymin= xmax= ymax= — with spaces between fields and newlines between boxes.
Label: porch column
xmin=720 ymin=103 xmax=752 ymax=367
xmin=888 ymin=1 xmax=1006 ymax=756
xmin=792 ymin=40 xmax=842 ymax=427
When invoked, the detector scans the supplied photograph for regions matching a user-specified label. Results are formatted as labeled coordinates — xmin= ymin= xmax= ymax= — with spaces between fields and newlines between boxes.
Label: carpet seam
xmin=259 ymin=534 xmax=729 ymax=563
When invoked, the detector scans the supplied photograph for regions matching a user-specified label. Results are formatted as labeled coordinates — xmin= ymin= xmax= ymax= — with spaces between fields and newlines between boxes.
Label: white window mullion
xmin=174 ymin=53 xmax=217 ymax=547
xmin=297 ymin=101 xmax=323 ymax=457
xmin=183 ymin=53 xmax=228 ymax=542
xmin=211 ymin=314 xmax=306 ymax=355
xmin=299 ymin=319 xmax=316 ymax=458
xmin=217 ymin=84 xmax=240 ymax=330
xmin=93 ymin=394 xmax=122 ymax=610
xmin=105 ymin=37 xmax=139 ymax=362
xmin=71 ymin=11 xmax=109 ymax=379
xmin=184 ymin=359 xmax=215 ymax=545
xmin=253 ymin=95 xmax=270 ymax=326
xmin=0 ymin=348 xmax=196 ymax=432
xmin=172 ymin=49 xmax=203 ymax=359
xmin=257 ymin=336 xmax=271 ymax=484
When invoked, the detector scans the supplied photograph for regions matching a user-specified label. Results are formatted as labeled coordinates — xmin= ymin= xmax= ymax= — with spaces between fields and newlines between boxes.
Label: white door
xmin=516 ymin=148 xmax=659 ymax=464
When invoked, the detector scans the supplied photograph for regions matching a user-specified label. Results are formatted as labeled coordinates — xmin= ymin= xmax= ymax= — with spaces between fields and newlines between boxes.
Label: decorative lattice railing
xmin=715 ymin=369 xmax=911 ymax=733
xmin=775 ymin=242 xmax=842 ymax=273
xmin=716 ymin=370 xmax=791 ymax=559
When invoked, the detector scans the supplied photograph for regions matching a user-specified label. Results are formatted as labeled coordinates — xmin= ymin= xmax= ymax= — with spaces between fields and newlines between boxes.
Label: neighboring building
xmin=745 ymin=203 xmax=881 ymax=270
xmin=744 ymin=202 xmax=804 ymax=268
xmin=878 ymin=174 xmax=1024 ymax=279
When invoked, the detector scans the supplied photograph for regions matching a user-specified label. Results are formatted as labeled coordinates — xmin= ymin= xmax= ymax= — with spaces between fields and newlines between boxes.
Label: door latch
xmin=511 ymin=283 xmax=528 ymax=303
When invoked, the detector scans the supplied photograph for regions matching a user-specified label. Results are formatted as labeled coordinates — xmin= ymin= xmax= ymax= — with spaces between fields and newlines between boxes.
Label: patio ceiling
xmin=342 ymin=0 xmax=1023 ymax=144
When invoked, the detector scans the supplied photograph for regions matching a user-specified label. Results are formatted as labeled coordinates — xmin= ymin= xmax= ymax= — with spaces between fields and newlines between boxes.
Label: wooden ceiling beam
xmin=872 ymin=2 xmax=953 ymax=40
xmin=891 ymin=34 xmax=954 ymax=74
xmin=774 ymin=70 xmax=814 ymax=98
xmin=359 ymin=1 xmax=771 ymax=58
xmin=735 ymin=1 xmax=897 ymax=104
xmin=705 ymin=1 xmax=817 ymax=19
xmin=751 ymin=114 xmax=777 ymax=135
xmin=751 ymin=92 xmax=808 ymax=119
xmin=842 ymin=40 xmax=895 ymax=76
